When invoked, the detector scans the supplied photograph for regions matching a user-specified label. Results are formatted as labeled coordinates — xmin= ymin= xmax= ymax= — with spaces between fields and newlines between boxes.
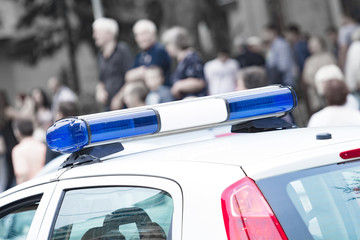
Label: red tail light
xmin=221 ymin=177 xmax=287 ymax=240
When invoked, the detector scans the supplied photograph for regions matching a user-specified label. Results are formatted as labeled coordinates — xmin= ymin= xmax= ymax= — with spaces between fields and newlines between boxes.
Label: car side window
xmin=50 ymin=187 xmax=174 ymax=240
xmin=0 ymin=195 xmax=42 ymax=240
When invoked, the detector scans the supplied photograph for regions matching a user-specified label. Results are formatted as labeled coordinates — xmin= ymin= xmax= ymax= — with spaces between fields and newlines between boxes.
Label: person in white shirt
xmin=204 ymin=49 xmax=239 ymax=95
xmin=345 ymin=28 xmax=360 ymax=93
xmin=308 ymin=79 xmax=360 ymax=127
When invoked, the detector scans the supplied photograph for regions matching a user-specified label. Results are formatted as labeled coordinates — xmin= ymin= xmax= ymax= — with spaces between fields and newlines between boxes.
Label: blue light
xmin=46 ymin=109 xmax=159 ymax=153
xmin=46 ymin=86 xmax=297 ymax=154
xmin=87 ymin=109 xmax=159 ymax=144
xmin=46 ymin=118 xmax=89 ymax=153
xmin=226 ymin=87 xmax=296 ymax=121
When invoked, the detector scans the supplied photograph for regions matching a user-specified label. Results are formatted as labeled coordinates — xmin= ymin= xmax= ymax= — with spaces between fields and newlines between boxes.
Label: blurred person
xmin=302 ymin=36 xmax=337 ymax=113
xmin=315 ymin=64 xmax=359 ymax=110
xmin=284 ymin=23 xmax=310 ymax=75
xmin=144 ymin=66 xmax=173 ymax=105
xmin=326 ymin=26 xmax=339 ymax=59
xmin=236 ymin=66 xmax=268 ymax=91
xmin=235 ymin=66 xmax=293 ymax=123
xmin=5 ymin=90 xmax=50 ymax=143
xmin=48 ymin=76 xmax=78 ymax=119
xmin=204 ymin=49 xmax=239 ymax=95
xmin=5 ymin=93 xmax=35 ymax=121
xmin=345 ymin=28 xmax=360 ymax=95
xmin=234 ymin=36 xmax=265 ymax=68
xmin=246 ymin=36 xmax=264 ymax=55
xmin=162 ymin=26 xmax=207 ymax=100
xmin=14 ymin=93 xmax=26 ymax=110
xmin=337 ymin=13 xmax=360 ymax=70
xmin=31 ymin=88 xmax=52 ymax=129
xmin=12 ymin=119 xmax=46 ymax=184
xmin=126 ymin=19 xmax=171 ymax=86
xmin=0 ymin=134 xmax=6 ymax=193
xmin=45 ymin=101 xmax=79 ymax=164
xmin=31 ymin=88 xmax=53 ymax=142
xmin=92 ymin=17 xmax=133 ymax=111
xmin=263 ymin=23 xmax=295 ymax=87
xmin=54 ymin=101 xmax=79 ymax=121
xmin=0 ymin=90 xmax=18 ymax=190
xmin=123 ymin=81 xmax=148 ymax=108
xmin=308 ymin=79 xmax=360 ymax=127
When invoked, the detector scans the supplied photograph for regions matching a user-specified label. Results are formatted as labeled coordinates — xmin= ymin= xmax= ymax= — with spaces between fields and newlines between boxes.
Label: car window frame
xmin=0 ymin=182 xmax=58 ymax=240
xmin=38 ymin=175 xmax=183 ymax=240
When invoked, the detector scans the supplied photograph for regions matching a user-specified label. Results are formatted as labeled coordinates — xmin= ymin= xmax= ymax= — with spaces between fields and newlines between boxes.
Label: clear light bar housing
xmin=46 ymin=85 xmax=297 ymax=153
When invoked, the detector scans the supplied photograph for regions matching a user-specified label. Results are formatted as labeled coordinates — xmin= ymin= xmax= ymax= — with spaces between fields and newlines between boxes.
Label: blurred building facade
xmin=0 ymin=0 xmax=99 ymax=106
xmin=0 ymin=0 xmax=356 ymax=107
xmin=226 ymin=0 xmax=342 ymax=40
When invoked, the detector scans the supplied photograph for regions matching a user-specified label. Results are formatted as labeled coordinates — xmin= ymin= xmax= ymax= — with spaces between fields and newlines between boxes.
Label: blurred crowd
xmin=2 ymin=13 xmax=360 ymax=191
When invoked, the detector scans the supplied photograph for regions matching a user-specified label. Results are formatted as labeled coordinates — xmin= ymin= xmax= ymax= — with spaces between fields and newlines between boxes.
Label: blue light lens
xmin=46 ymin=109 xmax=159 ymax=153
xmin=46 ymin=87 xmax=295 ymax=154
xmin=87 ymin=109 xmax=159 ymax=144
xmin=226 ymin=87 xmax=296 ymax=121
xmin=46 ymin=118 xmax=89 ymax=153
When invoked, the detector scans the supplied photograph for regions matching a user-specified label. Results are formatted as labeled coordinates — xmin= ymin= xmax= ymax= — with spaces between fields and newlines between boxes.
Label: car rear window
xmin=257 ymin=160 xmax=360 ymax=240
xmin=50 ymin=187 xmax=173 ymax=240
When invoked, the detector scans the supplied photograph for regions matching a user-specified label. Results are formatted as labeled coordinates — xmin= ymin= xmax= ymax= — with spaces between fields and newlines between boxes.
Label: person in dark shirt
xmin=0 ymin=90 xmax=17 ymax=190
xmin=326 ymin=26 xmax=339 ymax=59
xmin=162 ymin=26 xmax=207 ymax=99
xmin=284 ymin=23 xmax=310 ymax=75
xmin=235 ymin=36 xmax=265 ymax=68
xmin=125 ymin=19 xmax=171 ymax=86
xmin=263 ymin=23 xmax=295 ymax=86
xmin=93 ymin=18 xmax=133 ymax=110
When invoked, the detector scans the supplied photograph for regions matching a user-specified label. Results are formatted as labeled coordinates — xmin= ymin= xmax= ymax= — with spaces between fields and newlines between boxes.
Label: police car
xmin=1 ymin=85 xmax=360 ymax=240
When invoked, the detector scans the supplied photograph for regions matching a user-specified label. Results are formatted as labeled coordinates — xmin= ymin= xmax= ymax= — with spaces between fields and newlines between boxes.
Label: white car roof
xmin=2 ymin=124 xmax=360 ymax=199
xmin=57 ymin=125 xmax=360 ymax=181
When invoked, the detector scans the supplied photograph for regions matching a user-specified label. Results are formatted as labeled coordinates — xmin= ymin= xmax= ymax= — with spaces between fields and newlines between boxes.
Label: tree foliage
xmin=11 ymin=0 xmax=94 ymax=65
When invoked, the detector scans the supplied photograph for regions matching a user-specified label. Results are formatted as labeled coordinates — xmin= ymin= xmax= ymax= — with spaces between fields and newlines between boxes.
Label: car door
xmin=0 ymin=182 xmax=58 ymax=240
xmin=38 ymin=175 xmax=182 ymax=240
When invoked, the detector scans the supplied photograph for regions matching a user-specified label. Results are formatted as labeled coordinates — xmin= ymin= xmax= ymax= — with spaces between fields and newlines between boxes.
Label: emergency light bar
xmin=46 ymin=85 xmax=297 ymax=153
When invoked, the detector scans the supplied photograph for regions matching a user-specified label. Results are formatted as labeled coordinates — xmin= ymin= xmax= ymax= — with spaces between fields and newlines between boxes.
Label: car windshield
xmin=257 ymin=160 xmax=360 ymax=240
